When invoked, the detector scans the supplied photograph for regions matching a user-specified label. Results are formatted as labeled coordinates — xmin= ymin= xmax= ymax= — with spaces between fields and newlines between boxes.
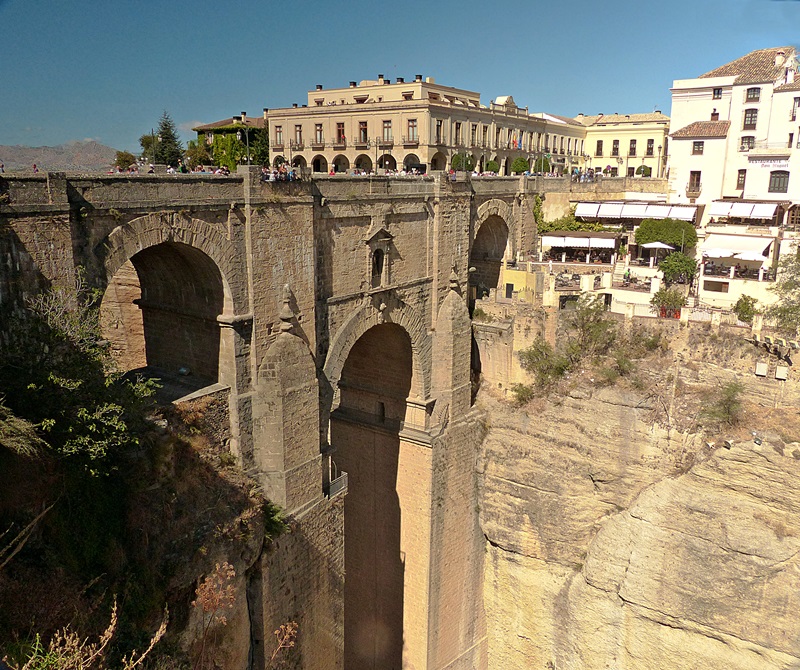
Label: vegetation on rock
xmin=634 ymin=217 xmax=697 ymax=250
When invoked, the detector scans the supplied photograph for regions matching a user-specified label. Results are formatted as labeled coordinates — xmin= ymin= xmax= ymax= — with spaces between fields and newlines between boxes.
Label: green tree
xmin=211 ymin=134 xmax=246 ymax=171
xmin=532 ymin=194 xmax=543 ymax=231
xmin=658 ymin=251 xmax=697 ymax=284
xmin=251 ymin=125 xmax=270 ymax=166
xmin=155 ymin=111 xmax=184 ymax=167
xmin=650 ymin=286 xmax=687 ymax=314
xmin=114 ymin=151 xmax=137 ymax=170
xmin=538 ymin=207 xmax=609 ymax=233
xmin=635 ymin=165 xmax=652 ymax=177
xmin=185 ymin=138 xmax=212 ymax=169
xmin=733 ymin=295 xmax=760 ymax=324
xmin=510 ymin=157 xmax=529 ymax=174
xmin=138 ymin=133 xmax=158 ymax=164
xmin=533 ymin=156 xmax=551 ymax=173
xmin=451 ymin=153 xmax=475 ymax=171
xmin=767 ymin=253 xmax=800 ymax=334
xmin=634 ymin=218 xmax=697 ymax=250
xmin=485 ymin=159 xmax=500 ymax=173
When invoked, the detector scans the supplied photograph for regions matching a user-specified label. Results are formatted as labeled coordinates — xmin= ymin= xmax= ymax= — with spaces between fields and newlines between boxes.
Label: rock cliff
xmin=479 ymin=330 xmax=800 ymax=669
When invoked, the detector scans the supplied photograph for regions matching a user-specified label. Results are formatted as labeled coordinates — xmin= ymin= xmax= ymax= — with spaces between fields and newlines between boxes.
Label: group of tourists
xmin=261 ymin=164 xmax=299 ymax=182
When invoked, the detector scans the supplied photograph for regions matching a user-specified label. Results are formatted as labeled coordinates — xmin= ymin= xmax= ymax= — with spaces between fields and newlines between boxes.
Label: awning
xmin=701 ymin=233 xmax=773 ymax=257
xmin=620 ymin=203 xmax=649 ymax=218
xmin=574 ymin=202 xmax=600 ymax=218
xmin=668 ymin=206 xmax=697 ymax=221
xmin=707 ymin=200 xmax=779 ymax=220
xmin=750 ymin=203 xmax=778 ymax=219
xmin=644 ymin=204 xmax=672 ymax=219
xmin=729 ymin=202 xmax=755 ymax=218
xmin=562 ymin=237 xmax=591 ymax=248
xmin=597 ymin=202 xmax=624 ymax=218
xmin=589 ymin=237 xmax=616 ymax=249
xmin=541 ymin=235 xmax=566 ymax=247
xmin=708 ymin=201 xmax=733 ymax=217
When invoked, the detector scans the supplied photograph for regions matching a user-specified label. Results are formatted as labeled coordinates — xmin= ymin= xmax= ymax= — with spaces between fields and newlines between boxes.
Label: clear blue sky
xmin=1 ymin=0 xmax=798 ymax=153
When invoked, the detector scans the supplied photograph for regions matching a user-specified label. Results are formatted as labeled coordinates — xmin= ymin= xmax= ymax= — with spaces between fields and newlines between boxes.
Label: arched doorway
xmin=273 ymin=155 xmax=286 ymax=167
xmin=378 ymin=154 xmax=397 ymax=170
xmin=333 ymin=154 xmax=350 ymax=173
xmin=355 ymin=154 xmax=373 ymax=172
xmin=331 ymin=323 xmax=412 ymax=670
xmin=100 ymin=241 xmax=225 ymax=398
xmin=403 ymin=154 xmax=421 ymax=170
xmin=312 ymin=154 xmax=328 ymax=173
xmin=470 ymin=214 xmax=510 ymax=304
xmin=430 ymin=152 xmax=447 ymax=171
xmin=291 ymin=155 xmax=307 ymax=169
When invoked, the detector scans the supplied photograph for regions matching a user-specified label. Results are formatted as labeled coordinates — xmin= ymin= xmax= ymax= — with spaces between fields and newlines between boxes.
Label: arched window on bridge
xmin=365 ymin=225 xmax=393 ymax=289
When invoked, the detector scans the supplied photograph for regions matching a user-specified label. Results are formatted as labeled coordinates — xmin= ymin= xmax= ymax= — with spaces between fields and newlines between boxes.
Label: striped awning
xmin=574 ymin=202 xmax=600 ymax=218
xmin=541 ymin=235 xmax=566 ymax=247
xmin=597 ymin=202 xmax=624 ymax=218
xmin=708 ymin=201 xmax=778 ymax=220
xmin=574 ymin=202 xmax=696 ymax=221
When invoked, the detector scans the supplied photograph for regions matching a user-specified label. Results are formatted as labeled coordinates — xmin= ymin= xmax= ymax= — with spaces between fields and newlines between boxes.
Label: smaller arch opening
xmin=371 ymin=248 xmax=385 ymax=288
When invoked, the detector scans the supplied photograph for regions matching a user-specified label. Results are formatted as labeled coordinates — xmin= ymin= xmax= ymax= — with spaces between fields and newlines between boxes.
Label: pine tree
xmin=154 ymin=111 xmax=184 ymax=167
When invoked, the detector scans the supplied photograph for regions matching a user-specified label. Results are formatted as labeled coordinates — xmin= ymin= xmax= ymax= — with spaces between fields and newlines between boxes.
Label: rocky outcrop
xmin=480 ymin=372 xmax=800 ymax=669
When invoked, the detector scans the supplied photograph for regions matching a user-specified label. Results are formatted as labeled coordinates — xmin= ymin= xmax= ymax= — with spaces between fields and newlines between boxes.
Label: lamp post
xmin=236 ymin=126 xmax=251 ymax=165
xmin=150 ymin=129 xmax=161 ymax=166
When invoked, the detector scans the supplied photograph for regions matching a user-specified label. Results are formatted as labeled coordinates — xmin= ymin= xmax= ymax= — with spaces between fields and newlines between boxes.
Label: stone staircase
xmin=612 ymin=259 xmax=627 ymax=283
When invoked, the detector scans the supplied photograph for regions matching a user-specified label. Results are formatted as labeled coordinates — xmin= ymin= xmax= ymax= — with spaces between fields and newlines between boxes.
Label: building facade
xmin=668 ymin=47 xmax=800 ymax=308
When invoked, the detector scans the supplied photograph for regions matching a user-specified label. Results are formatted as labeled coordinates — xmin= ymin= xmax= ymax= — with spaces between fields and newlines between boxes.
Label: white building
xmin=668 ymin=47 xmax=800 ymax=308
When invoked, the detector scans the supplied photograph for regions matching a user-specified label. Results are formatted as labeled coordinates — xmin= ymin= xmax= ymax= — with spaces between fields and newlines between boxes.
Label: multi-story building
xmin=575 ymin=112 xmax=670 ymax=178
xmin=262 ymin=74 xmax=567 ymax=175
xmin=668 ymin=47 xmax=800 ymax=307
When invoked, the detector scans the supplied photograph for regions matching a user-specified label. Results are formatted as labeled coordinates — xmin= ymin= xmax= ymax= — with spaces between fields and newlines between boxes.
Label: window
xmin=711 ymin=109 xmax=719 ymax=121
xmin=382 ymin=120 xmax=392 ymax=142
xmin=610 ymin=167 xmax=618 ymax=177
xmin=407 ymin=118 xmax=418 ymax=141
xmin=274 ymin=126 xmax=283 ymax=145
xmin=793 ymin=98 xmax=800 ymax=122
xmin=736 ymin=169 xmax=746 ymax=190
xmin=713 ymin=88 xmax=722 ymax=99
xmin=495 ymin=128 xmax=501 ymax=147
xmin=740 ymin=136 xmax=755 ymax=151
xmin=454 ymin=122 xmax=462 ymax=144
xmin=402 ymin=92 xmax=413 ymax=101
xmin=482 ymin=126 xmax=488 ymax=146
xmin=359 ymin=121 xmax=368 ymax=143
xmin=314 ymin=124 xmax=323 ymax=143
xmin=743 ymin=108 xmax=758 ymax=130
xmin=371 ymin=248 xmax=384 ymax=288
xmin=769 ymin=170 xmax=789 ymax=193
xmin=612 ymin=139 xmax=619 ymax=156
xmin=627 ymin=167 xmax=635 ymax=177
xmin=746 ymin=87 xmax=761 ymax=102
xmin=294 ymin=125 xmax=302 ymax=144
xmin=436 ymin=119 xmax=443 ymax=143
xmin=595 ymin=140 xmax=603 ymax=156
xmin=689 ymin=171 xmax=702 ymax=189
xmin=646 ymin=139 xmax=654 ymax=156
xmin=471 ymin=124 xmax=477 ymax=146
xmin=790 ymin=132 xmax=795 ymax=149
xmin=336 ymin=122 xmax=345 ymax=143
xmin=692 ymin=141 xmax=704 ymax=155
xmin=629 ymin=139 xmax=637 ymax=157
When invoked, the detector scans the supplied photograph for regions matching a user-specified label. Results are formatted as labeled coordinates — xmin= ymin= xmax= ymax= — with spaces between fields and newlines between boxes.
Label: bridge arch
xmin=100 ymin=212 xmax=248 ymax=394
xmin=471 ymin=199 xmax=513 ymax=301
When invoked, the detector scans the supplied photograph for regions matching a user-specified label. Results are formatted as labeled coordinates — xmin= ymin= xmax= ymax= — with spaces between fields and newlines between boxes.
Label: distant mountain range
xmin=0 ymin=141 xmax=120 ymax=172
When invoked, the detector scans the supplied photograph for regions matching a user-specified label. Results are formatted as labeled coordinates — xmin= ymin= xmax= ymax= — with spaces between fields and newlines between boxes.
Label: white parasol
xmin=734 ymin=250 xmax=769 ymax=262
xmin=641 ymin=241 xmax=675 ymax=250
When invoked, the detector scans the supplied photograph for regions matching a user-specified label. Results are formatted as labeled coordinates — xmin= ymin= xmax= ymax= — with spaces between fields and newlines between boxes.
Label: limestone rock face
xmin=480 ymin=389 xmax=800 ymax=669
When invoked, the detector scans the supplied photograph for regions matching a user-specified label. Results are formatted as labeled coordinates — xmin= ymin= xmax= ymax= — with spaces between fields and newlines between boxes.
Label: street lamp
xmin=236 ymin=126 xmax=251 ymax=165
xmin=150 ymin=129 xmax=162 ymax=166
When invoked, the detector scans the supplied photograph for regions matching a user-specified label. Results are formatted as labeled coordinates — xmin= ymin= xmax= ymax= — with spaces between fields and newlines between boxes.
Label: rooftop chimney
xmin=415 ymin=74 xmax=422 ymax=82
xmin=776 ymin=50 xmax=786 ymax=67
xmin=397 ymin=77 xmax=404 ymax=83
xmin=316 ymin=84 xmax=323 ymax=91
xmin=378 ymin=73 xmax=384 ymax=85
xmin=349 ymin=81 xmax=357 ymax=87
xmin=241 ymin=111 xmax=247 ymax=122
xmin=233 ymin=115 xmax=242 ymax=122
xmin=292 ymin=103 xmax=298 ymax=108
xmin=654 ymin=109 xmax=661 ymax=114
xmin=263 ymin=108 xmax=268 ymax=118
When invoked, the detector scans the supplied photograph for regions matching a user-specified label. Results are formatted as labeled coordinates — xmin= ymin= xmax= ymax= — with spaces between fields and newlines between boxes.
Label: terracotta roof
xmin=192 ymin=117 xmax=266 ymax=132
xmin=775 ymin=79 xmax=800 ymax=92
xmin=574 ymin=112 xmax=670 ymax=126
xmin=699 ymin=46 xmax=796 ymax=85
xmin=670 ymin=120 xmax=731 ymax=139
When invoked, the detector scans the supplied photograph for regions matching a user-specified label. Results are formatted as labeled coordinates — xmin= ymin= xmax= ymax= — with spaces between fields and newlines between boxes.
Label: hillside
xmin=0 ymin=140 xmax=119 ymax=172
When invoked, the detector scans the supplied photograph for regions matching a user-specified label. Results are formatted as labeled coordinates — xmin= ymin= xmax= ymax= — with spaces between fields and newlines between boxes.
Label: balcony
xmin=354 ymin=137 xmax=370 ymax=149
xmin=747 ymin=141 xmax=792 ymax=157
xmin=290 ymin=141 xmax=304 ymax=151
xmin=434 ymin=136 xmax=447 ymax=145
xmin=272 ymin=143 xmax=284 ymax=152
xmin=311 ymin=141 xmax=325 ymax=151
xmin=402 ymin=135 xmax=419 ymax=146
xmin=379 ymin=137 xmax=394 ymax=148
xmin=686 ymin=182 xmax=702 ymax=198
xmin=333 ymin=138 xmax=347 ymax=149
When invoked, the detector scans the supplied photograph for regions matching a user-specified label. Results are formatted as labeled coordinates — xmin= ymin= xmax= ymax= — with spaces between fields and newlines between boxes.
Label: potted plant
xmin=650 ymin=286 xmax=687 ymax=319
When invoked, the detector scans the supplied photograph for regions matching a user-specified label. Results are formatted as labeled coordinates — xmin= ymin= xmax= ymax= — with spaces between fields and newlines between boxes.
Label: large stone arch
xmin=471 ymin=199 xmax=513 ymax=303
xmin=102 ymin=211 xmax=247 ymax=317
xmin=324 ymin=294 xmax=431 ymax=406
xmin=475 ymin=198 xmax=514 ymax=253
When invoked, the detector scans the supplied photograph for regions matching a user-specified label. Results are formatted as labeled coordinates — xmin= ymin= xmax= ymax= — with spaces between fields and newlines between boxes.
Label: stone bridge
xmin=0 ymin=169 xmax=664 ymax=669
